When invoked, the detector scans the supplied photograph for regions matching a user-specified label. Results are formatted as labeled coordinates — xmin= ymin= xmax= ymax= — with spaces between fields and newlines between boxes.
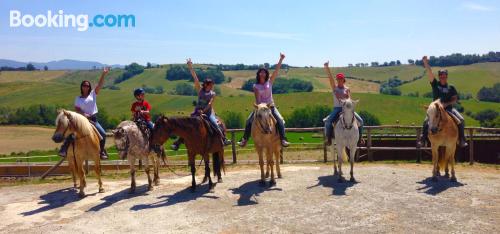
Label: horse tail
xmin=438 ymin=147 xmax=446 ymax=170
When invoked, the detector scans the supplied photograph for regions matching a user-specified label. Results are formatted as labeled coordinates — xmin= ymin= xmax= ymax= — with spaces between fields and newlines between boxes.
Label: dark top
xmin=431 ymin=79 xmax=458 ymax=103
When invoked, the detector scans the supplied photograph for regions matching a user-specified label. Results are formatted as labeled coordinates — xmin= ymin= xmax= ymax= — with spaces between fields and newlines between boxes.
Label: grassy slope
xmin=0 ymin=65 xmax=498 ymax=126
xmin=400 ymin=62 xmax=500 ymax=96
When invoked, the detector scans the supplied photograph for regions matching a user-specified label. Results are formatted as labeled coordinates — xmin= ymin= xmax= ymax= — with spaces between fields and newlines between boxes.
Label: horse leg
xmin=431 ymin=146 xmax=439 ymax=182
xmin=444 ymin=157 xmax=450 ymax=178
xmin=144 ymin=156 xmax=153 ymax=191
xmin=336 ymin=145 xmax=345 ymax=183
xmin=257 ymin=147 xmax=265 ymax=186
xmin=213 ymin=153 xmax=222 ymax=183
xmin=153 ymin=155 xmax=160 ymax=186
xmin=449 ymin=145 xmax=457 ymax=182
xmin=204 ymin=155 xmax=214 ymax=191
xmin=349 ymin=145 xmax=356 ymax=182
xmin=129 ymin=156 xmax=136 ymax=193
xmin=68 ymin=157 xmax=78 ymax=188
xmin=275 ymin=148 xmax=282 ymax=179
xmin=267 ymin=148 xmax=276 ymax=186
xmin=189 ymin=154 xmax=196 ymax=192
xmin=77 ymin=158 xmax=86 ymax=198
xmin=94 ymin=157 xmax=104 ymax=193
xmin=331 ymin=144 xmax=338 ymax=176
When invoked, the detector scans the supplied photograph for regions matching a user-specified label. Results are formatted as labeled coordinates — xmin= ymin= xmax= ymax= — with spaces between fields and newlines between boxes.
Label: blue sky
xmin=1 ymin=0 xmax=499 ymax=67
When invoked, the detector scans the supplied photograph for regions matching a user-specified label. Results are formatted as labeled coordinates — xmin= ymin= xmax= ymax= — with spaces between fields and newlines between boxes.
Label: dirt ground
xmin=0 ymin=163 xmax=498 ymax=233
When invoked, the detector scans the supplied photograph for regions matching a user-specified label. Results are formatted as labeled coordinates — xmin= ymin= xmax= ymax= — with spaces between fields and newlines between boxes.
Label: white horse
xmin=112 ymin=121 xmax=160 ymax=193
xmin=329 ymin=98 xmax=360 ymax=183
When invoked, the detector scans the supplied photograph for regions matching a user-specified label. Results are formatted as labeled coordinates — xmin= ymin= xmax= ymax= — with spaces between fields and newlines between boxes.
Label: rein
xmin=340 ymin=109 xmax=355 ymax=130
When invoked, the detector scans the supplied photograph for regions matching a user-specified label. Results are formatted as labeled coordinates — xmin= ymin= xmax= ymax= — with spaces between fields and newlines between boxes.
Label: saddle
xmin=134 ymin=118 xmax=151 ymax=140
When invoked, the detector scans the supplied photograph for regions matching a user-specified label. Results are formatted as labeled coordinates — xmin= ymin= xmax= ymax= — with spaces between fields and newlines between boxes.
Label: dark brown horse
xmin=151 ymin=116 xmax=225 ymax=192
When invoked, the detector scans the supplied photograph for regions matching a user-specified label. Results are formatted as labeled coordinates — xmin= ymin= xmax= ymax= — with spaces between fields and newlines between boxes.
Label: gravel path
xmin=0 ymin=164 xmax=498 ymax=233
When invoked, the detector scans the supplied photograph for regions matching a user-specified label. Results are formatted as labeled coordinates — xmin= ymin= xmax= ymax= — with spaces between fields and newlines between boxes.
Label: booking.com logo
xmin=9 ymin=10 xmax=135 ymax=31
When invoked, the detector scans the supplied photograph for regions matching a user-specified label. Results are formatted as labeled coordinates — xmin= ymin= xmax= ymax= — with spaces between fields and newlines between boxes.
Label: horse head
xmin=52 ymin=109 xmax=73 ymax=143
xmin=427 ymin=100 xmax=444 ymax=134
xmin=112 ymin=127 xmax=128 ymax=158
xmin=254 ymin=103 xmax=275 ymax=134
xmin=150 ymin=115 xmax=171 ymax=153
xmin=340 ymin=99 xmax=358 ymax=129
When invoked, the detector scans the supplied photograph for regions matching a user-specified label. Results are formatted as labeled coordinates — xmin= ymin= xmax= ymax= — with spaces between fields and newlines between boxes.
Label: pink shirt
xmin=253 ymin=80 xmax=274 ymax=104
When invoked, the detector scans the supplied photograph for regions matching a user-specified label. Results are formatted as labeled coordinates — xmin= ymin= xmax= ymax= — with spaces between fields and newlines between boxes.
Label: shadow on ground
xmin=229 ymin=179 xmax=283 ymax=206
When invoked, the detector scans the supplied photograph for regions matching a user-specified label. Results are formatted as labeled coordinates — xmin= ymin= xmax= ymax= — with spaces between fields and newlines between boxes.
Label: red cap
xmin=336 ymin=73 xmax=345 ymax=79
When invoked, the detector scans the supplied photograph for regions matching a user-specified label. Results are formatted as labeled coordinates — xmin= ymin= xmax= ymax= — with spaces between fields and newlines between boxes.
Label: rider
xmin=323 ymin=61 xmax=365 ymax=146
xmin=419 ymin=56 xmax=468 ymax=148
xmin=131 ymin=88 xmax=154 ymax=131
xmin=171 ymin=58 xmax=231 ymax=150
xmin=238 ymin=53 xmax=290 ymax=148
xmin=58 ymin=67 xmax=110 ymax=159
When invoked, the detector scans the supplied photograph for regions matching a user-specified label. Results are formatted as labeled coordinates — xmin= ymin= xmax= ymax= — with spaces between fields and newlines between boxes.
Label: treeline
xmin=241 ymin=78 xmax=313 ymax=94
xmin=174 ymin=83 xmax=221 ymax=96
xmin=114 ymin=63 xmax=145 ymax=84
xmin=166 ymin=66 xmax=225 ymax=84
xmin=211 ymin=63 xmax=291 ymax=71
xmin=0 ymin=105 xmax=121 ymax=129
xmin=0 ymin=63 xmax=44 ymax=71
xmin=286 ymin=105 xmax=380 ymax=128
xmin=413 ymin=51 xmax=500 ymax=67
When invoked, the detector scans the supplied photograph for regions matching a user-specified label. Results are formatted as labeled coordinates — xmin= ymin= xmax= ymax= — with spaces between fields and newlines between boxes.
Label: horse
xmin=51 ymin=110 xmax=104 ymax=198
xmin=331 ymin=98 xmax=359 ymax=183
xmin=252 ymin=103 xmax=282 ymax=186
xmin=112 ymin=120 xmax=160 ymax=193
xmin=426 ymin=100 xmax=459 ymax=182
xmin=151 ymin=116 xmax=225 ymax=192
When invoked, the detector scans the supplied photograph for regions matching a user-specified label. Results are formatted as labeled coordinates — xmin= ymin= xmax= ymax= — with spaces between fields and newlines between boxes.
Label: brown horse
xmin=426 ymin=100 xmax=459 ymax=182
xmin=52 ymin=110 xmax=104 ymax=197
xmin=151 ymin=116 xmax=225 ymax=192
xmin=252 ymin=103 xmax=282 ymax=186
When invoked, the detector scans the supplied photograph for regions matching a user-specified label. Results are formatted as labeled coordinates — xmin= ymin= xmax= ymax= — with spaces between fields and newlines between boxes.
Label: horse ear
xmin=62 ymin=110 xmax=71 ymax=118
xmin=352 ymin=99 xmax=359 ymax=104
xmin=423 ymin=105 xmax=428 ymax=110
xmin=111 ymin=129 xmax=117 ymax=135
xmin=253 ymin=103 xmax=258 ymax=109
xmin=266 ymin=103 xmax=272 ymax=108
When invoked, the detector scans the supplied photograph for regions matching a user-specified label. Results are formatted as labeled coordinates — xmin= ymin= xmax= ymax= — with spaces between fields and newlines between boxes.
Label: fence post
xmin=416 ymin=128 xmax=422 ymax=163
xmin=231 ymin=131 xmax=237 ymax=164
xmin=367 ymin=128 xmax=373 ymax=162
xmin=468 ymin=128 xmax=474 ymax=165
xmin=322 ymin=130 xmax=327 ymax=163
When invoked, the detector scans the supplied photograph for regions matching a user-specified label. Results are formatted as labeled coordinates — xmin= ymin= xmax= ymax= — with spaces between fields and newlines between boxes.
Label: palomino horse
xmin=331 ymin=98 xmax=359 ymax=183
xmin=151 ymin=116 xmax=225 ymax=192
xmin=112 ymin=121 xmax=160 ymax=193
xmin=252 ymin=103 xmax=282 ymax=186
xmin=426 ymin=100 xmax=459 ymax=182
xmin=51 ymin=110 xmax=104 ymax=197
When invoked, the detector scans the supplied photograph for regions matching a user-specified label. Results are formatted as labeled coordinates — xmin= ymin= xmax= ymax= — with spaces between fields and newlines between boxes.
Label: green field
xmin=0 ymin=63 xmax=498 ymax=126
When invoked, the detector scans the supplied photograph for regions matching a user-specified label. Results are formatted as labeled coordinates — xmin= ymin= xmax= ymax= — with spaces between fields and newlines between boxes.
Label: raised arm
xmin=422 ymin=56 xmax=435 ymax=83
xmin=94 ymin=67 xmax=109 ymax=95
xmin=187 ymin=58 xmax=201 ymax=92
xmin=270 ymin=53 xmax=286 ymax=83
xmin=323 ymin=61 xmax=336 ymax=90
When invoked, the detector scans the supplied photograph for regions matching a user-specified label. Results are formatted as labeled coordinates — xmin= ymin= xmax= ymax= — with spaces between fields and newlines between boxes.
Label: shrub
xmin=358 ymin=110 xmax=381 ymax=126
xmin=220 ymin=111 xmax=244 ymax=129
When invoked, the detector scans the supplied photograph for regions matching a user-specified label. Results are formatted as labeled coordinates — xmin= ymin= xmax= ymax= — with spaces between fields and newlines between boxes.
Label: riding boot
xmin=58 ymin=134 xmax=75 ymax=157
xmin=99 ymin=139 xmax=108 ymax=160
xmin=458 ymin=123 xmax=468 ymax=148
xmin=357 ymin=127 xmax=365 ymax=146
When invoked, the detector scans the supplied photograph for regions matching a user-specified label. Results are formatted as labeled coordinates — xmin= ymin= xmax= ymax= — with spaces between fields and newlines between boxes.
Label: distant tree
xmin=175 ymin=83 xmax=196 ymax=96
xmin=264 ymin=63 xmax=270 ymax=69
xmin=43 ymin=65 xmax=48 ymax=71
xmin=408 ymin=59 xmax=415 ymax=65
xmin=358 ymin=111 xmax=381 ymax=126
xmin=146 ymin=62 xmax=152 ymax=69
xmin=26 ymin=63 xmax=35 ymax=71
xmin=371 ymin=62 xmax=379 ymax=67
xmin=396 ymin=60 xmax=401 ymax=66
xmin=477 ymin=83 xmax=500 ymax=103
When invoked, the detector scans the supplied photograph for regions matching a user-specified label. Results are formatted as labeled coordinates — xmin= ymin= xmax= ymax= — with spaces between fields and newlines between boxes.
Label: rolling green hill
xmin=0 ymin=63 xmax=498 ymax=126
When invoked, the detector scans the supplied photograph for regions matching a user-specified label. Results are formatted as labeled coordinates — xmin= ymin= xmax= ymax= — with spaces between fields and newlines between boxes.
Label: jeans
xmin=89 ymin=115 xmax=106 ymax=151
xmin=324 ymin=107 xmax=364 ymax=139
xmin=242 ymin=107 xmax=286 ymax=140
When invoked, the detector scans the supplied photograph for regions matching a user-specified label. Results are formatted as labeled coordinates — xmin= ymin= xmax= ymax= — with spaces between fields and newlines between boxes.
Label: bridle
xmin=254 ymin=110 xmax=274 ymax=134
xmin=431 ymin=105 xmax=444 ymax=133
xmin=340 ymin=102 xmax=355 ymax=130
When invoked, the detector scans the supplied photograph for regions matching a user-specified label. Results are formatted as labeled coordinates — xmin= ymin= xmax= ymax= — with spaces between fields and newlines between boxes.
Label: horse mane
xmin=164 ymin=116 xmax=203 ymax=131
xmin=57 ymin=110 xmax=100 ymax=138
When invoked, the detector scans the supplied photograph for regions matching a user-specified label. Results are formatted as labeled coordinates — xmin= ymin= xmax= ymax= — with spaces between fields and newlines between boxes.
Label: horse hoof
xmin=269 ymin=180 xmax=276 ymax=187
xmin=432 ymin=177 xmax=438 ymax=182
xmin=436 ymin=172 xmax=441 ymax=177
xmin=450 ymin=177 xmax=457 ymax=183
xmin=154 ymin=181 xmax=160 ymax=186
xmin=217 ymin=178 xmax=223 ymax=183
xmin=202 ymin=177 xmax=208 ymax=184
xmin=259 ymin=180 xmax=266 ymax=187
xmin=333 ymin=171 xmax=339 ymax=176
xmin=98 ymin=188 xmax=105 ymax=193
xmin=148 ymin=186 xmax=154 ymax=191
xmin=278 ymin=175 xmax=282 ymax=179
xmin=129 ymin=188 xmax=135 ymax=194
xmin=78 ymin=192 xmax=86 ymax=198
xmin=73 ymin=184 xmax=78 ymax=188
xmin=444 ymin=173 xmax=450 ymax=178
xmin=349 ymin=177 xmax=356 ymax=183
xmin=265 ymin=173 xmax=270 ymax=179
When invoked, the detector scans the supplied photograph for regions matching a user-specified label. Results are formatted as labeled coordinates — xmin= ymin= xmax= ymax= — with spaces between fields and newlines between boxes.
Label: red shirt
xmin=131 ymin=100 xmax=152 ymax=121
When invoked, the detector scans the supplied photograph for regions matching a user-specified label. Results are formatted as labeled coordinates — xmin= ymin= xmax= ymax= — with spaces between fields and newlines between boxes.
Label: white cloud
xmin=462 ymin=2 xmax=495 ymax=12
